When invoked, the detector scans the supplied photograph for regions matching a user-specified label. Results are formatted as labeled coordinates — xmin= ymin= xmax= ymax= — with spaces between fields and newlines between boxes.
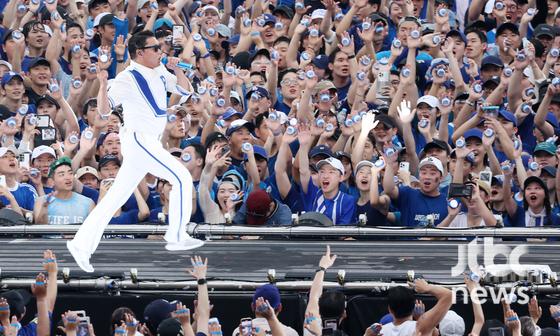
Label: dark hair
xmin=318 ymin=291 xmax=346 ymax=320
xmin=387 ymin=286 xmax=415 ymax=318
xmin=186 ymin=143 xmax=206 ymax=163
xmin=22 ymin=21 xmax=44 ymax=39
xmin=465 ymin=29 xmax=487 ymax=44
xmin=250 ymin=71 xmax=267 ymax=82
xmin=82 ymin=98 xmax=97 ymax=116
xmin=278 ymin=68 xmax=298 ymax=85
xmin=110 ymin=307 xmax=136 ymax=335
xmin=274 ymin=36 xmax=290 ymax=46
xmin=255 ymin=113 xmax=267 ymax=129
xmin=328 ymin=48 xmax=345 ymax=64
xmin=128 ymin=30 xmax=155 ymax=60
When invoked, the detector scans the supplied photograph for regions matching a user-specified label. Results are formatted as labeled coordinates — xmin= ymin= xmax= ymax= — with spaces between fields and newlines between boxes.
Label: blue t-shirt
xmin=302 ymin=177 xmax=357 ymax=225
xmin=1 ymin=182 xmax=38 ymax=211
xmin=507 ymin=205 xmax=560 ymax=227
xmin=395 ymin=186 xmax=448 ymax=227
xmin=44 ymin=192 xmax=93 ymax=225
xmin=109 ymin=209 xmax=140 ymax=224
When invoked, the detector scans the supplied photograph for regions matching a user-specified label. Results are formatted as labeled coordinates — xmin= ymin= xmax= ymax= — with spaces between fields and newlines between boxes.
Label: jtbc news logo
xmin=451 ymin=238 xmax=531 ymax=304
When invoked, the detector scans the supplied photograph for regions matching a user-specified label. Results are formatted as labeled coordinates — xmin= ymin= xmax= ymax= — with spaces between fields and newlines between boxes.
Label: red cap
xmin=246 ymin=190 xmax=273 ymax=225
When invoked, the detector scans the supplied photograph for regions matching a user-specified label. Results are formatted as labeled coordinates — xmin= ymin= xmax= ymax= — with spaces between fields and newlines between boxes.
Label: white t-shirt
xmin=231 ymin=318 xmax=299 ymax=336
xmin=381 ymin=320 xmax=417 ymax=336
xmin=449 ymin=213 xmax=486 ymax=228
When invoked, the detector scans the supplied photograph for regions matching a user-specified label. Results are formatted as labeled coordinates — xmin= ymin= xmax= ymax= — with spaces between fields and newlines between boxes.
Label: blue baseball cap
xmin=253 ymin=284 xmax=281 ymax=309
xmin=1 ymin=72 xmax=23 ymax=86
xmin=312 ymin=54 xmax=329 ymax=70
xmin=226 ymin=119 xmax=256 ymax=137
xmin=222 ymin=107 xmax=243 ymax=120
xmin=380 ymin=313 xmax=394 ymax=324
xmin=244 ymin=145 xmax=268 ymax=161
xmin=481 ymin=55 xmax=503 ymax=70
xmin=263 ymin=13 xmax=277 ymax=25
xmin=228 ymin=34 xmax=240 ymax=44
xmin=463 ymin=129 xmax=483 ymax=141
xmin=498 ymin=109 xmax=517 ymax=126
xmin=245 ymin=86 xmax=271 ymax=100
xmin=153 ymin=18 xmax=173 ymax=31
xmin=546 ymin=112 xmax=558 ymax=128
xmin=309 ymin=145 xmax=333 ymax=159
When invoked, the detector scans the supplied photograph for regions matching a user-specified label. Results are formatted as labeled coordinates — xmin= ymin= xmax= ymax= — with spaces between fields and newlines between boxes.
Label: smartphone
xmin=36 ymin=115 xmax=51 ymax=128
xmin=172 ymin=25 xmax=184 ymax=49
xmin=399 ymin=162 xmax=410 ymax=172
xmin=322 ymin=319 xmax=338 ymax=336
xmin=488 ymin=327 xmax=505 ymax=336
xmin=240 ymin=318 xmax=252 ymax=336
xmin=34 ymin=127 xmax=57 ymax=147
xmin=482 ymin=106 xmax=499 ymax=119
xmin=479 ymin=171 xmax=492 ymax=184
xmin=0 ymin=175 xmax=6 ymax=188
xmin=19 ymin=152 xmax=31 ymax=169
xmin=448 ymin=183 xmax=473 ymax=199
xmin=220 ymin=145 xmax=230 ymax=157
xmin=77 ymin=316 xmax=90 ymax=336
xmin=74 ymin=311 xmax=86 ymax=317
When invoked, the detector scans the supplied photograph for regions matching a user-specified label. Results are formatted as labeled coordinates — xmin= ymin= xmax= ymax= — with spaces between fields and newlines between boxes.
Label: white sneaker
xmin=165 ymin=237 xmax=205 ymax=251
xmin=66 ymin=240 xmax=94 ymax=273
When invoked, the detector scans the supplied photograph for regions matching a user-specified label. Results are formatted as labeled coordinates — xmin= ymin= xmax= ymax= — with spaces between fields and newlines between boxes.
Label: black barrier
xmin=12 ymin=291 xmax=560 ymax=336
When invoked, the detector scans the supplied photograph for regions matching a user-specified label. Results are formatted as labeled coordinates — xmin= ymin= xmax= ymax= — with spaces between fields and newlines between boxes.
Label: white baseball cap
xmin=355 ymin=160 xmax=374 ymax=173
xmin=311 ymin=9 xmax=326 ymax=20
xmin=439 ymin=311 xmax=465 ymax=336
xmin=417 ymin=95 xmax=439 ymax=108
xmin=230 ymin=90 xmax=241 ymax=103
xmin=0 ymin=60 xmax=13 ymax=71
xmin=316 ymin=157 xmax=345 ymax=175
xmin=76 ymin=166 xmax=100 ymax=179
xmin=93 ymin=12 xmax=111 ymax=27
xmin=32 ymin=145 xmax=56 ymax=160
xmin=418 ymin=156 xmax=444 ymax=175
xmin=0 ymin=146 xmax=18 ymax=157
xmin=137 ymin=0 xmax=149 ymax=9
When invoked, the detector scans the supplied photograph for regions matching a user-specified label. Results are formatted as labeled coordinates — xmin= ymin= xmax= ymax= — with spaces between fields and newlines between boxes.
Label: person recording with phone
xmin=0 ymin=146 xmax=37 ymax=214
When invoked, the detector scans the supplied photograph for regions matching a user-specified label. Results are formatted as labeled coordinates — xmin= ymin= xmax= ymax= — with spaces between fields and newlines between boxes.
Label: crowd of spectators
xmin=1 ymin=247 xmax=560 ymax=336
xmin=0 ymin=0 xmax=558 ymax=228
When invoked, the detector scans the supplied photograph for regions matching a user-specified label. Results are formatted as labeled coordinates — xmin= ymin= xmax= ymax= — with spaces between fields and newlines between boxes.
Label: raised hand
xmin=528 ymin=296 xmax=542 ymax=324
xmin=31 ymin=273 xmax=47 ymax=299
xmin=172 ymin=302 xmax=191 ymax=325
xmin=188 ymin=255 xmax=207 ymax=280
xmin=43 ymin=249 xmax=58 ymax=275
xmin=319 ymin=245 xmax=337 ymax=269
xmin=397 ymin=100 xmax=415 ymax=124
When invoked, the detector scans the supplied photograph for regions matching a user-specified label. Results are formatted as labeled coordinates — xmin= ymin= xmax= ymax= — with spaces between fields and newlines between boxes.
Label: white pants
xmin=70 ymin=128 xmax=193 ymax=257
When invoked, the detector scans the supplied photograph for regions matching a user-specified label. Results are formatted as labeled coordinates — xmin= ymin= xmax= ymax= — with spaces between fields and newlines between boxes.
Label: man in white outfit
xmin=67 ymin=30 xmax=204 ymax=272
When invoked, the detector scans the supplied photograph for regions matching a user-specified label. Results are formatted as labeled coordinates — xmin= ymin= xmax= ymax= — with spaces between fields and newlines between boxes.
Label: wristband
xmin=175 ymin=308 xmax=189 ymax=314
xmin=201 ymin=53 xmax=211 ymax=59
xmin=507 ymin=316 xmax=518 ymax=322
xmin=35 ymin=281 xmax=45 ymax=286
xmin=197 ymin=278 xmax=207 ymax=285
xmin=316 ymin=266 xmax=326 ymax=273
xmin=43 ymin=258 xmax=56 ymax=263
xmin=0 ymin=306 xmax=10 ymax=311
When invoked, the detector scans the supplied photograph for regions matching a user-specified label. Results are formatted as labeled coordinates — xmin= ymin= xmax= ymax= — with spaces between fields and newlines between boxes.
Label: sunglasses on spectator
xmin=280 ymin=79 xmax=298 ymax=86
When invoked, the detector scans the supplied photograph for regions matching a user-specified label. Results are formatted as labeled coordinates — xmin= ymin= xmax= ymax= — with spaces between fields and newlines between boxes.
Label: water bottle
xmin=230 ymin=193 xmax=239 ymax=201
xmin=432 ymin=35 xmax=441 ymax=45
xmin=448 ymin=199 xmax=459 ymax=209
xmin=527 ymin=7 xmax=536 ymax=15
xmin=289 ymin=118 xmax=298 ymax=127
xmin=269 ymin=113 xmax=278 ymax=121
xmin=360 ymin=56 xmax=371 ymax=66
xmin=495 ymin=1 xmax=504 ymax=10
xmin=418 ymin=119 xmax=429 ymax=128
xmin=438 ymin=8 xmax=447 ymax=16
xmin=71 ymin=45 xmax=81 ymax=53
xmin=553 ymin=77 xmax=560 ymax=86
xmin=301 ymin=18 xmax=310 ymax=26
xmin=257 ymin=18 xmax=265 ymax=27
xmin=242 ymin=142 xmax=253 ymax=152
xmin=374 ymin=159 xmax=385 ymax=169
xmin=529 ymin=161 xmax=539 ymax=171
xmin=99 ymin=53 xmax=109 ymax=63
xmin=473 ymin=83 xmax=483 ymax=93
xmin=17 ymin=4 xmax=27 ymax=13
xmin=181 ymin=153 xmax=192 ymax=162
xmin=197 ymin=86 xmax=207 ymax=95
xmin=306 ymin=70 xmax=315 ymax=79
xmin=352 ymin=115 xmax=361 ymax=123
xmin=501 ymin=162 xmax=511 ymax=171
xmin=436 ymin=68 xmax=446 ymax=77
xmin=469 ymin=272 xmax=481 ymax=282
xmin=392 ymin=39 xmax=402 ymax=48
xmin=275 ymin=22 xmax=283 ymax=30
xmin=192 ymin=33 xmax=202 ymax=41
xmin=516 ymin=53 xmax=526 ymax=62
xmin=6 ymin=117 xmax=17 ymax=128
xmin=325 ymin=123 xmax=334 ymax=132
xmin=286 ymin=126 xmax=297 ymax=135
xmin=12 ymin=30 xmax=23 ymax=40
xmin=341 ymin=36 xmax=351 ymax=46
xmin=402 ymin=68 xmax=411 ymax=78
xmin=384 ymin=147 xmax=395 ymax=156
xmin=456 ymin=138 xmax=465 ymax=148
xmin=30 ymin=168 xmax=40 ymax=178
xmin=207 ymin=87 xmax=218 ymax=96
xmin=344 ymin=119 xmax=354 ymax=127
xmin=51 ymin=11 xmax=60 ymax=21
xmin=50 ymin=81 xmax=59 ymax=92
xmin=207 ymin=28 xmax=216 ymax=36
xmin=28 ymin=115 xmax=37 ymax=126
xmin=300 ymin=52 xmax=310 ymax=62
xmin=514 ymin=139 xmax=521 ymax=150
xmin=18 ymin=105 xmax=28 ymax=115
xmin=441 ymin=97 xmax=451 ymax=107
xmin=295 ymin=2 xmax=304 ymax=10
xmin=309 ymin=28 xmax=319 ymax=37
xmin=334 ymin=13 xmax=344 ymax=21
xmin=362 ymin=22 xmax=371 ymax=30
xmin=68 ymin=134 xmax=79 ymax=144
xmin=484 ymin=128 xmax=494 ymax=137
xmin=271 ymin=49 xmax=279 ymax=61
xmin=410 ymin=30 xmax=420 ymax=39
xmin=320 ymin=93 xmax=330 ymax=102
xmin=85 ymin=29 xmax=94 ymax=40
xmin=357 ymin=71 xmax=366 ymax=81
xmin=216 ymin=98 xmax=226 ymax=107
xmin=88 ymin=65 xmax=97 ymax=73
xmin=216 ymin=119 xmax=226 ymax=127
xmin=525 ymin=87 xmax=535 ymax=97
xmin=521 ymin=103 xmax=532 ymax=114
xmin=167 ymin=114 xmax=177 ymax=123
xmin=551 ymin=48 xmax=560 ymax=58
xmin=503 ymin=67 xmax=513 ymax=77
xmin=316 ymin=118 xmax=325 ymax=128
xmin=250 ymin=92 xmax=260 ymax=101
xmin=72 ymin=79 xmax=82 ymax=89
xmin=242 ymin=18 xmax=251 ymax=27
xmin=375 ymin=25 xmax=384 ymax=34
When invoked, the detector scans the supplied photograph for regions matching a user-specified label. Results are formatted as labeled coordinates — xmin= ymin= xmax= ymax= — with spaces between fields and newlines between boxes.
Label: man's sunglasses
xmin=140 ymin=44 xmax=161 ymax=51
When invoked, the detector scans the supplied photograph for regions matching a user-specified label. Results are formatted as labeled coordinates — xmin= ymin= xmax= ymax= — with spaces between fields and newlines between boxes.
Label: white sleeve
xmin=156 ymin=64 xmax=179 ymax=95
xmin=107 ymin=72 xmax=132 ymax=107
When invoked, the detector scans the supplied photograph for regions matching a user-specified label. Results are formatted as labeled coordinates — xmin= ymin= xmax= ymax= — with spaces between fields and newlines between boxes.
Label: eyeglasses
xmin=280 ymin=79 xmax=298 ymax=86
xmin=140 ymin=44 xmax=161 ymax=52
